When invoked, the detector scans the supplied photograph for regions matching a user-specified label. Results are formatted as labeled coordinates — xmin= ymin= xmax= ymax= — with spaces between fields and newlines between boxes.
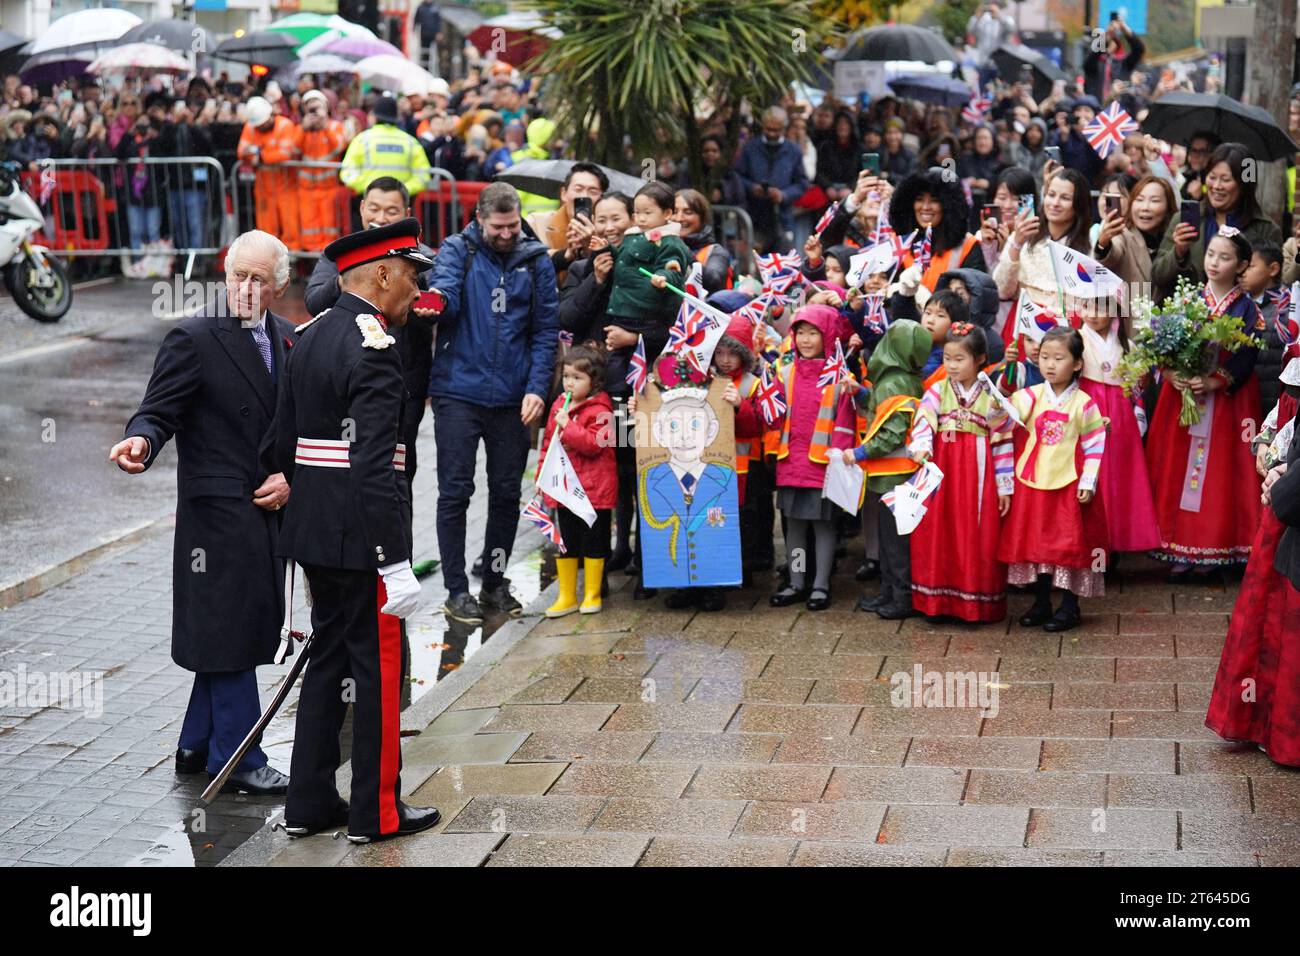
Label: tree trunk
xmin=1249 ymin=0 xmax=1296 ymax=224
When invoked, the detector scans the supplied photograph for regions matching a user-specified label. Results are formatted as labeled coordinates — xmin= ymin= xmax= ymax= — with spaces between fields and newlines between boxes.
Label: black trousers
xmin=877 ymin=498 xmax=911 ymax=608
xmin=741 ymin=458 xmax=776 ymax=568
xmin=557 ymin=508 xmax=612 ymax=559
xmin=287 ymin=564 xmax=404 ymax=836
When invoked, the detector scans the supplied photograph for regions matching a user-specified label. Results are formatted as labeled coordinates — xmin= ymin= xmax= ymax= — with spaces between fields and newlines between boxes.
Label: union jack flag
xmin=961 ymin=96 xmax=991 ymax=125
xmin=1083 ymin=102 xmax=1139 ymax=160
xmin=521 ymin=498 xmax=564 ymax=552
xmin=814 ymin=200 xmax=841 ymax=238
xmin=756 ymin=250 xmax=802 ymax=281
xmin=862 ymin=293 xmax=887 ymax=335
xmin=913 ymin=226 xmax=933 ymax=272
xmin=817 ymin=338 xmax=851 ymax=389
xmin=626 ymin=334 xmax=648 ymax=394
xmin=731 ymin=291 xmax=772 ymax=326
xmin=764 ymin=269 xmax=805 ymax=297
xmin=756 ymin=363 xmax=786 ymax=425
xmin=1275 ymin=284 xmax=1300 ymax=360
xmin=1266 ymin=284 xmax=1292 ymax=319
xmin=558 ymin=329 xmax=574 ymax=347
xmin=38 ymin=165 xmax=56 ymax=205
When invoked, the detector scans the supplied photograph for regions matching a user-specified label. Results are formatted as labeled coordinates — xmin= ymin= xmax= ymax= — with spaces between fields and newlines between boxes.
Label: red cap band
xmin=336 ymin=236 xmax=418 ymax=273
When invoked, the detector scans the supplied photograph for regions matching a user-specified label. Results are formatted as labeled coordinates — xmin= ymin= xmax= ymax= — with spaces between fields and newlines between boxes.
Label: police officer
xmin=339 ymin=94 xmax=431 ymax=201
xmin=273 ymin=218 xmax=440 ymax=842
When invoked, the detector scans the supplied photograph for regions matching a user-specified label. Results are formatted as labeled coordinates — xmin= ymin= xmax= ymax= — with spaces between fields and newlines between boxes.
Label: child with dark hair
xmin=1245 ymin=238 xmax=1288 ymax=413
xmin=908 ymin=323 xmax=1012 ymax=623
xmin=1146 ymin=227 xmax=1265 ymax=578
xmin=538 ymin=345 xmax=618 ymax=619
xmin=997 ymin=326 xmax=1109 ymax=632
xmin=919 ymin=289 xmax=969 ymax=380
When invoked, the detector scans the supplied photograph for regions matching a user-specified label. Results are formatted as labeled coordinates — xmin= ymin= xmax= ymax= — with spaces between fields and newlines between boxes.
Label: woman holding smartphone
xmin=978 ymin=167 xmax=1039 ymax=332
xmin=1152 ymin=141 xmax=1282 ymax=303
xmin=993 ymin=167 xmax=1092 ymax=338
xmin=1094 ymin=174 xmax=1176 ymax=298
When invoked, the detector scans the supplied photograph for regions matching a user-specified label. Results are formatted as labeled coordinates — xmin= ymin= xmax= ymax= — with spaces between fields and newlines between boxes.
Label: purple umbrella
xmin=310 ymin=35 xmax=403 ymax=60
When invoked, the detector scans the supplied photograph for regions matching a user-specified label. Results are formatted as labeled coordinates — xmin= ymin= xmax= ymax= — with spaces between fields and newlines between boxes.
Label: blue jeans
xmin=126 ymin=204 xmax=161 ymax=252
xmin=432 ymin=397 xmax=531 ymax=596
xmin=168 ymin=189 xmax=206 ymax=250
xmin=177 ymin=670 xmax=268 ymax=774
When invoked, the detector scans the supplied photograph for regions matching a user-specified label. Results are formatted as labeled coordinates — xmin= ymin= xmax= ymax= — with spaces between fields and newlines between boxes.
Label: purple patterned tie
xmin=251 ymin=323 xmax=274 ymax=381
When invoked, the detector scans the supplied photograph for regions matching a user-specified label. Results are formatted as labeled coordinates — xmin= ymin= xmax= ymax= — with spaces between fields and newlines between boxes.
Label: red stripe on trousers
xmin=375 ymin=576 xmax=402 ymax=835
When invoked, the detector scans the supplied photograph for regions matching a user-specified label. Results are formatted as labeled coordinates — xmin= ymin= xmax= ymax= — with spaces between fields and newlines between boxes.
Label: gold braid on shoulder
xmin=637 ymin=467 xmax=680 ymax=566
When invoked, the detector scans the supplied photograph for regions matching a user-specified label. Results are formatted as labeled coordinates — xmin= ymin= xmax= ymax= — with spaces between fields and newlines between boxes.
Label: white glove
xmin=913 ymin=282 xmax=932 ymax=311
xmin=379 ymin=561 xmax=421 ymax=619
xmin=897 ymin=263 xmax=923 ymax=298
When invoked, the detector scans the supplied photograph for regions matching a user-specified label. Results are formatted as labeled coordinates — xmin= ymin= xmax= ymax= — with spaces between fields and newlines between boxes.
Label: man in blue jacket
xmin=427 ymin=182 xmax=559 ymax=624
xmin=735 ymin=106 xmax=808 ymax=253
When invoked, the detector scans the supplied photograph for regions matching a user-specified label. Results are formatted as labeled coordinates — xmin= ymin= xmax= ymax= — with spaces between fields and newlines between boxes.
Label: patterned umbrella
xmin=268 ymin=13 xmax=377 ymax=50
xmin=88 ymin=43 xmax=192 ymax=75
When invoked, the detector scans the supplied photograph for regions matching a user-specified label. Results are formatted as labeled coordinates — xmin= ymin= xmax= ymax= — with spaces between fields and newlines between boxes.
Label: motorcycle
xmin=0 ymin=160 xmax=71 ymax=322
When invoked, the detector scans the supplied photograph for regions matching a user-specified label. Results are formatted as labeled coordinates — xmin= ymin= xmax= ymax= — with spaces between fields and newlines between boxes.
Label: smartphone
xmin=1104 ymin=194 xmax=1122 ymax=217
xmin=1180 ymin=199 xmax=1201 ymax=232
xmin=573 ymin=196 xmax=593 ymax=220
xmin=414 ymin=289 xmax=446 ymax=313
xmin=937 ymin=143 xmax=951 ymax=160
xmin=861 ymin=152 xmax=880 ymax=175
xmin=1017 ymin=193 xmax=1036 ymax=218
xmin=981 ymin=204 xmax=998 ymax=224
xmin=1020 ymin=64 xmax=1034 ymax=83
xmin=1044 ymin=146 xmax=1062 ymax=164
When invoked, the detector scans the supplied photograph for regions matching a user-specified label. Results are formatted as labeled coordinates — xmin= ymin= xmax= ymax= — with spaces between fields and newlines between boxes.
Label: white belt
xmin=295 ymin=437 xmax=407 ymax=472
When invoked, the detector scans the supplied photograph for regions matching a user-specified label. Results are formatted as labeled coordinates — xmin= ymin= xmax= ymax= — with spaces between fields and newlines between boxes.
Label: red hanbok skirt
xmin=998 ymin=438 xmax=1109 ymax=569
xmin=1146 ymin=378 xmax=1261 ymax=566
xmin=1205 ymin=510 xmax=1300 ymax=765
xmin=910 ymin=431 xmax=1007 ymax=622
xmin=1079 ymin=378 xmax=1161 ymax=552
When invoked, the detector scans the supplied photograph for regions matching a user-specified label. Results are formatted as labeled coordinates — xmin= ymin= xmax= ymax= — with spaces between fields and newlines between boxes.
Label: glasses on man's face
xmin=1189 ymin=146 xmax=1211 ymax=156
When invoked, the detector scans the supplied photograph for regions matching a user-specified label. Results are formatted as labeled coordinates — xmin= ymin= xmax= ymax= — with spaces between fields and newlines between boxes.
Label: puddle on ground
xmin=138 ymin=546 xmax=559 ymax=866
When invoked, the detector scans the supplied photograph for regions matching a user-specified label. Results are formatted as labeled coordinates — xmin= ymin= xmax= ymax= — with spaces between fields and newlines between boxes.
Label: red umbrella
xmin=467 ymin=13 xmax=559 ymax=68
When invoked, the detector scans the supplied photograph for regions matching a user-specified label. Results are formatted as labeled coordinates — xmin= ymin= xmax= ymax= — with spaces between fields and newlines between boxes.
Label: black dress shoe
xmin=769 ymin=586 xmax=808 ymax=607
xmin=176 ymin=747 xmax=207 ymax=775
xmin=876 ymin=602 xmax=916 ymax=620
xmin=284 ymin=798 xmax=350 ymax=837
xmin=806 ymin=589 xmax=831 ymax=612
xmin=346 ymin=802 xmax=441 ymax=844
xmin=1043 ymin=606 xmax=1082 ymax=632
xmin=607 ymin=548 xmax=633 ymax=572
xmin=1019 ymin=603 xmax=1053 ymax=628
xmin=699 ymin=589 xmax=727 ymax=613
xmin=856 ymin=593 xmax=886 ymax=613
xmin=213 ymin=764 xmax=290 ymax=796
xmin=664 ymin=589 xmax=699 ymax=610
xmin=855 ymin=560 xmax=880 ymax=582
xmin=633 ymin=584 xmax=658 ymax=600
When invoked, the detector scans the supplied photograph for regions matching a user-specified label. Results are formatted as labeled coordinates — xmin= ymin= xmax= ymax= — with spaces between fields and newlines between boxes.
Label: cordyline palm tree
xmin=520 ymin=0 xmax=841 ymax=184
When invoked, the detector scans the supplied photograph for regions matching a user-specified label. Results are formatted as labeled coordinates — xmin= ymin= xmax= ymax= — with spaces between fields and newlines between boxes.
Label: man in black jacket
xmin=304 ymin=177 xmax=438 ymax=489
xmin=109 ymin=230 xmax=295 ymax=795
xmin=272 ymin=218 xmax=441 ymax=843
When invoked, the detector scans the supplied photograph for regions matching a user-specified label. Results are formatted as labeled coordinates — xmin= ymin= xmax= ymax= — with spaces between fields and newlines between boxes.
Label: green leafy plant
xmin=520 ymin=0 xmax=841 ymax=181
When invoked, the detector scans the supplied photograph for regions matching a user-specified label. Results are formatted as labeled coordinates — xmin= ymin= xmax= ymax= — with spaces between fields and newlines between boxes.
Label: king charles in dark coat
xmin=109 ymin=230 xmax=296 ymax=795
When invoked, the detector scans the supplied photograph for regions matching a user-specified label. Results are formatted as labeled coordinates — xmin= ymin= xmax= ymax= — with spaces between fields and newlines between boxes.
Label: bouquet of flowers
xmin=1118 ymin=277 xmax=1261 ymax=426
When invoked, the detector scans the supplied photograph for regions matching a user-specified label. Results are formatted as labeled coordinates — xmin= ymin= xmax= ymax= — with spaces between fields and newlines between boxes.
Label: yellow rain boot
xmin=546 ymin=558 xmax=580 ymax=618
xmin=580 ymin=557 xmax=605 ymax=614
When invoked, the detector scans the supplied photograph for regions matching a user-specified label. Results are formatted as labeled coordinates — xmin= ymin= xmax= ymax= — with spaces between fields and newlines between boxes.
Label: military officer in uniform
xmin=273 ymin=218 xmax=440 ymax=842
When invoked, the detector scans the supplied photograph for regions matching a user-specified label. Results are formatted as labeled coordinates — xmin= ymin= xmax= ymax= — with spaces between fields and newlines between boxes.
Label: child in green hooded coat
xmin=838 ymin=319 xmax=933 ymax=619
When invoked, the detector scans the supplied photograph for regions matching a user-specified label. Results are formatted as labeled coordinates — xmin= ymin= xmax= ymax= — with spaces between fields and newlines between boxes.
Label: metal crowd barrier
xmin=713 ymin=204 xmax=755 ymax=278
xmin=27 ymin=156 xmax=231 ymax=278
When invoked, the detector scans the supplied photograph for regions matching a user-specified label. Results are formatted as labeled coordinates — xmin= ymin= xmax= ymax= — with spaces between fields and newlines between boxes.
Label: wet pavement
xmin=244 ymin=556 xmax=1300 ymax=868
xmin=0 ymin=276 xmax=549 ymax=865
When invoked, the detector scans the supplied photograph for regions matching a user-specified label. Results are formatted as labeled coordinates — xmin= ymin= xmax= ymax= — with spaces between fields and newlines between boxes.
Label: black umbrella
xmin=990 ymin=43 xmax=1065 ymax=102
xmin=887 ymin=73 xmax=975 ymax=107
xmin=118 ymin=19 xmax=216 ymax=56
xmin=1143 ymin=92 xmax=1298 ymax=163
xmin=214 ymin=31 xmax=298 ymax=69
xmin=836 ymin=24 xmax=957 ymax=64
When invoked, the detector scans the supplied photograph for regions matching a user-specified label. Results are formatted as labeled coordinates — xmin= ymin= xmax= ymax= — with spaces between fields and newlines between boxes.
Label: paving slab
xmin=485 ymin=833 xmax=649 ymax=867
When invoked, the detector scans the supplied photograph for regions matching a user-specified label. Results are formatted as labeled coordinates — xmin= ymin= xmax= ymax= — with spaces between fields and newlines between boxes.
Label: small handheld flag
xmin=817 ymin=337 xmax=851 ymax=389
xmin=961 ymin=96 xmax=991 ymax=125
xmin=862 ymin=293 xmax=887 ymax=335
xmin=521 ymin=498 xmax=564 ymax=552
xmin=1014 ymin=290 xmax=1061 ymax=343
xmin=626 ymin=334 xmax=648 ymax=394
xmin=1083 ymin=101 xmax=1139 ymax=160
xmin=756 ymin=363 xmax=786 ymax=425
xmin=756 ymin=250 xmax=802 ymax=281
xmin=814 ymin=201 xmax=840 ymax=238
xmin=913 ymin=226 xmax=932 ymax=272
xmin=1278 ymin=282 xmax=1300 ymax=361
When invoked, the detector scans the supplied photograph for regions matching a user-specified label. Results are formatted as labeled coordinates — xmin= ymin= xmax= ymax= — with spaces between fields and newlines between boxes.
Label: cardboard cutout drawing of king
xmin=637 ymin=354 xmax=742 ymax=588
